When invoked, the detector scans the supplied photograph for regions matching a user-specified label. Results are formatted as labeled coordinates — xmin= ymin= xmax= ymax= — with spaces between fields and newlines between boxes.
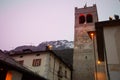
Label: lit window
xmin=86 ymin=14 xmax=93 ymax=23
xmin=6 ymin=71 xmax=12 ymax=80
xmin=79 ymin=14 xmax=85 ymax=24
xmin=32 ymin=59 xmax=41 ymax=67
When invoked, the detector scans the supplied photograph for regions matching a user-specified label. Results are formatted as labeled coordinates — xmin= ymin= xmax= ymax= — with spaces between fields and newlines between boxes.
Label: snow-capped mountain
xmin=14 ymin=40 xmax=74 ymax=51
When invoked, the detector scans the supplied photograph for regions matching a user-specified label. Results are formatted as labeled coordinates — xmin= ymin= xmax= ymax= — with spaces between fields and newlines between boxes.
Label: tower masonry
xmin=73 ymin=4 xmax=98 ymax=80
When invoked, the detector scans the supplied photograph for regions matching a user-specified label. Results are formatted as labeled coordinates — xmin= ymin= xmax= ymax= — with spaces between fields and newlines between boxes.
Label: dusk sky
xmin=0 ymin=0 xmax=120 ymax=50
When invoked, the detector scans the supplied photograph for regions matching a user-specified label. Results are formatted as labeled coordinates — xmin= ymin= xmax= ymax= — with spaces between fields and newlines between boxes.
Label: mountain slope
xmin=14 ymin=40 xmax=74 ymax=51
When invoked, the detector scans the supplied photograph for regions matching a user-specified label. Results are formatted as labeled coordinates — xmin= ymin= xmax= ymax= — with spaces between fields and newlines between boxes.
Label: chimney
xmin=114 ymin=14 xmax=119 ymax=20
xmin=109 ymin=16 xmax=113 ymax=20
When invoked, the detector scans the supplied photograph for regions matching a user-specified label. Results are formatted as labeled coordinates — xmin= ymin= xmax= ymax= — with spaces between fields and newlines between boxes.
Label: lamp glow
xmin=97 ymin=61 xmax=101 ymax=64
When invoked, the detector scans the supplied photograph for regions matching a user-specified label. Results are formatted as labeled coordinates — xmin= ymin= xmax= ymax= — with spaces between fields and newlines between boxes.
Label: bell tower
xmin=73 ymin=4 xmax=98 ymax=80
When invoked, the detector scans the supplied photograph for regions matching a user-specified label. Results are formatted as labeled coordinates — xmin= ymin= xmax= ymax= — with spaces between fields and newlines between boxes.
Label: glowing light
xmin=97 ymin=61 xmax=101 ymax=64
xmin=6 ymin=71 xmax=12 ymax=80
xmin=87 ymin=31 xmax=95 ymax=40
xmin=47 ymin=44 xmax=52 ymax=50
xmin=90 ymin=33 xmax=94 ymax=40
xmin=80 ymin=14 xmax=85 ymax=16
xmin=90 ymin=33 xmax=94 ymax=36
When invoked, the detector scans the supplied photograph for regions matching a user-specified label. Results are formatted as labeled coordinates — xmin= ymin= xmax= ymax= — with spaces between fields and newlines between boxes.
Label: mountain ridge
xmin=13 ymin=40 xmax=74 ymax=51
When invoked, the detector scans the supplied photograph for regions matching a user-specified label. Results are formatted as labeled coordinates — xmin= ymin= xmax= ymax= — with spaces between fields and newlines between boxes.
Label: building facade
xmin=73 ymin=4 xmax=99 ymax=80
xmin=95 ymin=19 xmax=120 ymax=80
xmin=0 ymin=50 xmax=46 ymax=80
xmin=10 ymin=50 xmax=72 ymax=80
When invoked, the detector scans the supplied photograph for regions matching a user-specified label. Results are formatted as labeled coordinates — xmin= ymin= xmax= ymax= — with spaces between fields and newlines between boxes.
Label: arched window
xmin=86 ymin=14 xmax=93 ymax=23
xmin=79 ymin=14 xmax=85 ymax=24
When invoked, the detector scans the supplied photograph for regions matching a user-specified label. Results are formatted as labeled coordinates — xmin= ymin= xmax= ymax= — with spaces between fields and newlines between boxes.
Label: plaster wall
xmin=12 ymin=52 xmax=71 ymax=80
xmin=12 ymin=52 xmax=48 ymax=78
xmin=104 ymin=26 xmax=120 ymax=80
xmin=48 ymin=53 xmax=71 ymax=80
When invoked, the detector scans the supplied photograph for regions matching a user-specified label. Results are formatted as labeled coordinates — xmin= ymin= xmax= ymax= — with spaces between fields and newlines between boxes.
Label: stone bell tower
xmin=73 ymin=4 xmax=98 ymax=80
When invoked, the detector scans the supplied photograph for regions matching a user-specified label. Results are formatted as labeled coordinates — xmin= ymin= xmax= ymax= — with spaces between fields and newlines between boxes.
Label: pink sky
xmin=0 ymin=0 xmax=120 ymax=50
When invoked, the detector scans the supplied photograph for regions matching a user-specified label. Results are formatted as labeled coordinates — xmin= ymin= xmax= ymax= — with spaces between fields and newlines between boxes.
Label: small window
xmin=18 ymin=60 xmax=24 ymax=65
xmin=59 ymin=66 xmax=62 ymax=71
xmin=79 ymin=14 xmax=85 ymax=24
xmin=85 ymin=56 xmax=87 ymax=59
xmin=32 ymin=59 xmax=41 ymax=67
xmin=58 ymin=78 xmax=61 ymax=80
xmin=65 ymin=70 xmax=67 ymax=78
xmin=36 ymin=54 xmax=40 ymax=56
xmin=58 ymin=65 xmax=63 ymax=78
xmin=86 ymin=14 xmax=93 ymax=23
xmin=19 ymin=55 xmax=23 ymax=58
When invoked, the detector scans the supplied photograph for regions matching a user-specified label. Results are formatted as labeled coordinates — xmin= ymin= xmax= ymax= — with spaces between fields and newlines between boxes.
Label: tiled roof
xmin=53 ymin=49 xmax=73 ymax=68
xmin=0 ymin=50 xmax=29 ymax=71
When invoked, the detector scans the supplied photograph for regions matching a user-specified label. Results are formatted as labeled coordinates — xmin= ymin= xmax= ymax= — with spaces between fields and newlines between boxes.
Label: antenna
xmin=84 ymin=3 xmax=87 ymax=8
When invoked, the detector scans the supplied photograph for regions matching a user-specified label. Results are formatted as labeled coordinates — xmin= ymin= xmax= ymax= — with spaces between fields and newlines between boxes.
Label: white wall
xmin=48 ymin=53 xmax=71 ymax=80
xmin=11 ymin=52 xmax=72 ymax=80
xmin=104 ymin=26 xmax=120 ymax=64
xmin=12 ymin=52 xmax=48 ymax=78
xmin=104 ymin=25 xmax=120 ymax=80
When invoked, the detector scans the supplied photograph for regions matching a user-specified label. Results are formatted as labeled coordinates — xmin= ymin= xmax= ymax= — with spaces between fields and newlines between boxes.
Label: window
xmin=65 ymin=70 xmax=67 ymax=78
xmin=79 ymin=14 xmax=85 ymax=24
xmin=18 ymin=60 xmax=24 ymax=65
xmin=32 ymin=59 xmax=41 ymax=67
xmin=86 ymin=14 xmax=93 ymax=23
xmin=85 ymin=56 xmax=87 ymax=59
xmin=59 ymin=66 xmax=62 ymax=71
xmin=19 ymin=55 xmax=23 ymax=58
xmin=36 ymin=54 xmax=40 ymax=56
xmin=58 ymin=78 xmax=61 ymax=80
xmin=58 ymin=65 xmax=63 ymax=78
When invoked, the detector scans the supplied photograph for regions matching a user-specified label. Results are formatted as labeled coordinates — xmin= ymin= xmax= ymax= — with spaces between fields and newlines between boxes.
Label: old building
xmin=0 ymin=50 xmax=46 ymax=80
xmin=73 ymin=4 xmax=99 ymax=80
xmin=95 ymin=19 xmax=120 ymax=80
xmin=10 ymin=48 xmax=72 ymax=80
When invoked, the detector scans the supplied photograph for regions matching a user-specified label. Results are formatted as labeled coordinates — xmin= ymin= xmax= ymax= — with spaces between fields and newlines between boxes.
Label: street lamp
xmin=87 ymin=31 xmax=95 ymax=40
xmin=46 ymin=44 xmax=52 ymax=51
xmin=97 ymin=61 xmax=101 ymax=64
xmin=87 ymin=31 xmax=98 ymax=80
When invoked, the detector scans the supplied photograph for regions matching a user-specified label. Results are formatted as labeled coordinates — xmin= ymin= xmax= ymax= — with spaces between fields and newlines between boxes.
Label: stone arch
xmin=79 ymin=14 xmax=85 ymax=24
xmin=86 ymin=14 xmax=93 ymax=23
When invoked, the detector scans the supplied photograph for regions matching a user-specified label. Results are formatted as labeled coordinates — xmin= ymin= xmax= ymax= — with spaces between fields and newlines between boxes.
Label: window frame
xmin=32 ymin=59 xmax=41 ymax=67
